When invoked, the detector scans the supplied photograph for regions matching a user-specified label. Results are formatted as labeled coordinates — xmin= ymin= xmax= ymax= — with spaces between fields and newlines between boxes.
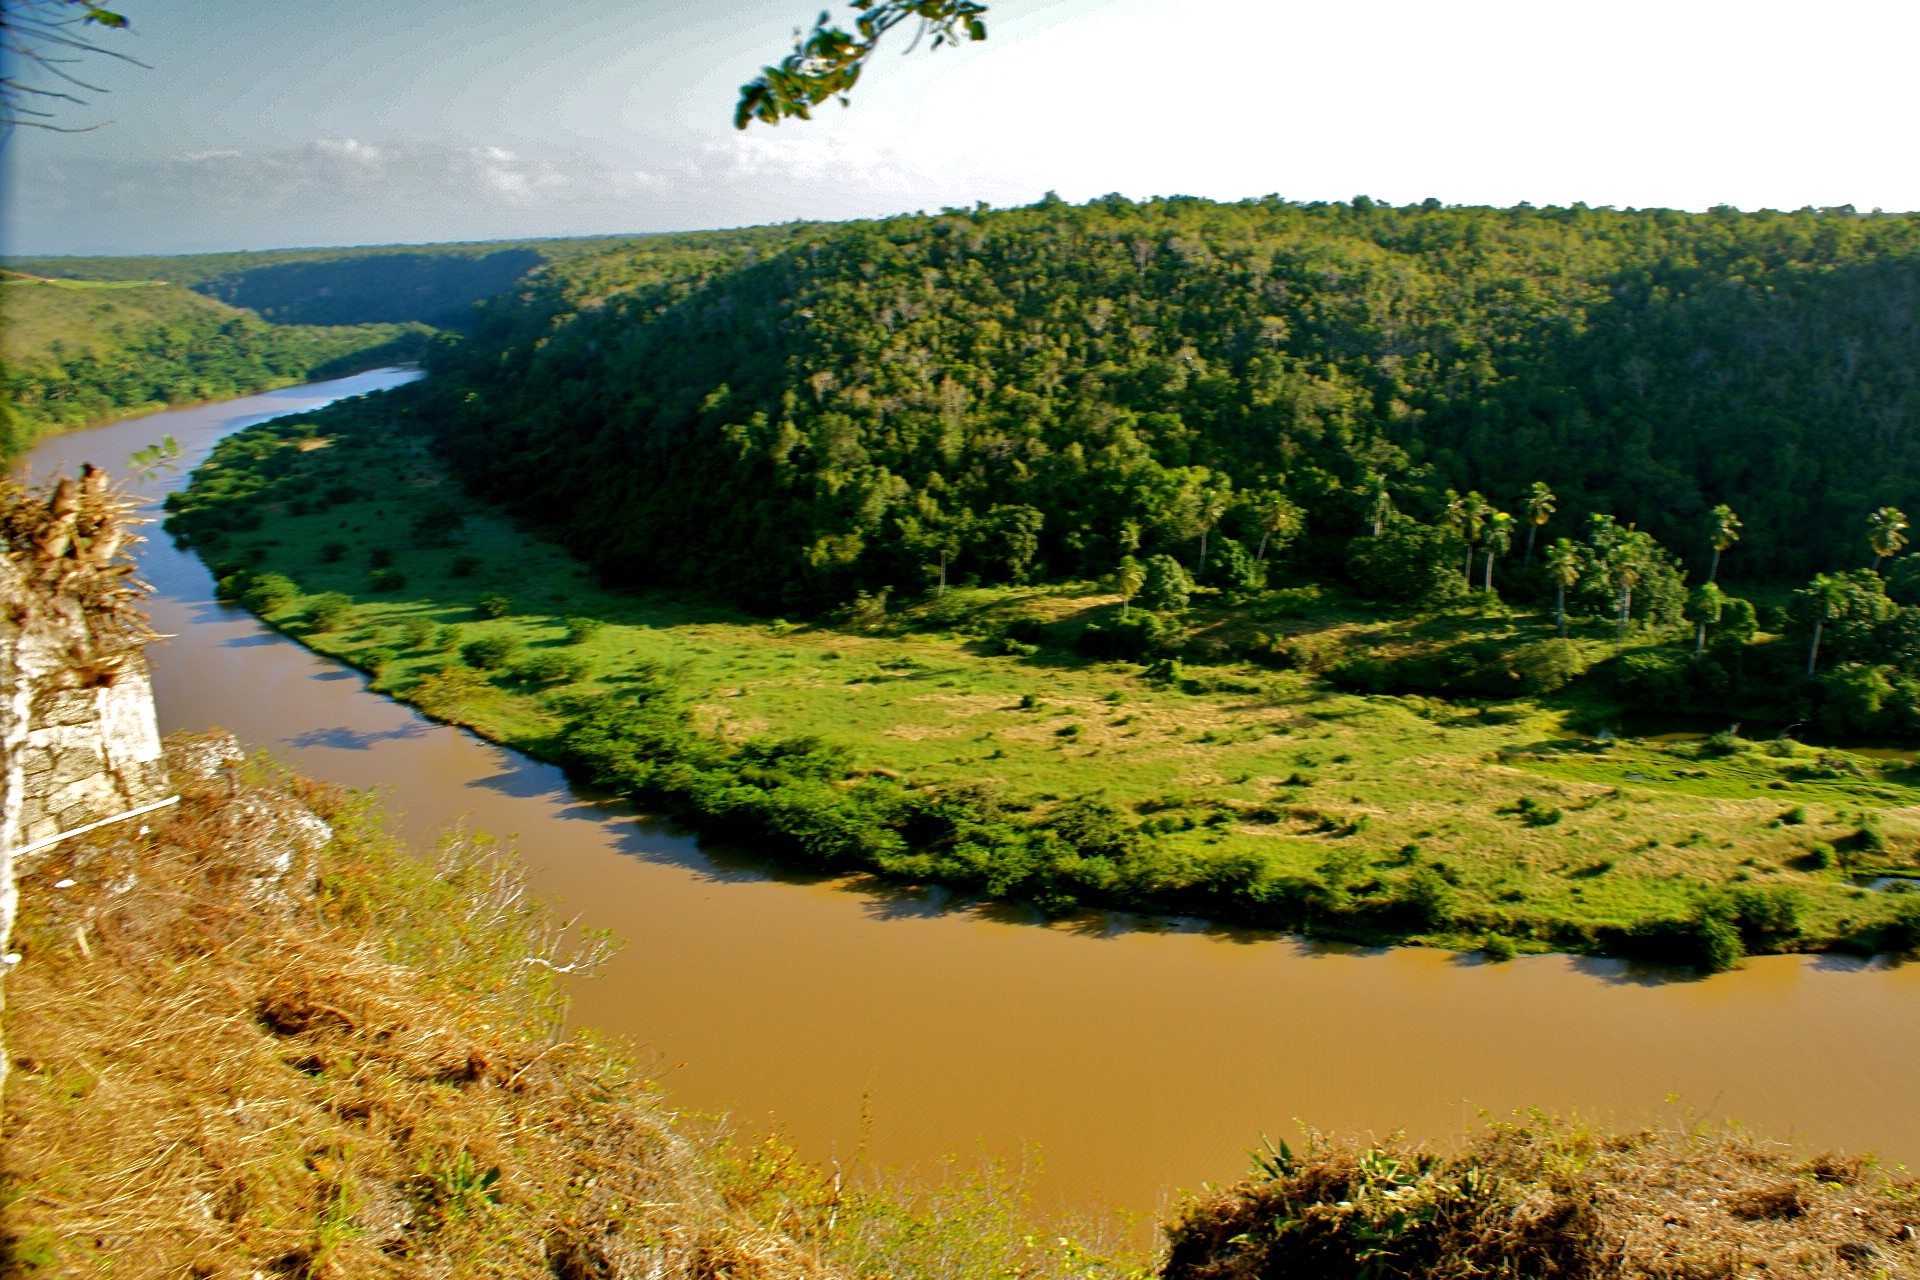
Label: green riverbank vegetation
xmin=164 ymin=401 xmax=1920 ymax=970
xmin=1 ymin=733 xmax=1144 ymax=1278
xmin=0 ymin=271 xmax=428 ymax=459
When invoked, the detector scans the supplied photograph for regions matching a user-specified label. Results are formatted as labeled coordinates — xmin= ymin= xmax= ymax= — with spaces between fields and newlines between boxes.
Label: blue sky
xmin=5 ymin=0 xmax=1917 ymax=256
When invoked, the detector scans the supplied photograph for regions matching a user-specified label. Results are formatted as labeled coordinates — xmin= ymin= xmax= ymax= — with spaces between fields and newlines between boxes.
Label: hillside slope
xmin=410 ymin=197 xmax=1920 ymax=606
xmin=0 ymin=273 xmax=425 ymax=456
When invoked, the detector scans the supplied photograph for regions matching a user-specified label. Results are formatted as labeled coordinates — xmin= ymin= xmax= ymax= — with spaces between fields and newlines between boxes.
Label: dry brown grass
xmin=1163 ymin=1115 xmax=1920 ymax=1279
xmin=0 ymin=734 xmax=840 ymax=1279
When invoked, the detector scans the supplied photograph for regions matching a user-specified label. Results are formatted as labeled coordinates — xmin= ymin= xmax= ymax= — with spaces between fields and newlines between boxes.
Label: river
xmin=18 ymin=370 xmax=1920 ymax=1228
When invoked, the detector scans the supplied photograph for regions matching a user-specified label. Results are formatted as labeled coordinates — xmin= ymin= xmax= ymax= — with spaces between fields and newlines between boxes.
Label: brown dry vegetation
xmin=0 ymin=734 xmax=840 ymax=1278
xmin=1164 ymin=1117 xmax=1920 ymax=1279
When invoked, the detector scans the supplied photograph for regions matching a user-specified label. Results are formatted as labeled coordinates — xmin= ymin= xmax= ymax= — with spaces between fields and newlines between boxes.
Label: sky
xmin=4 ymin=0 xmax=1919 ymax=256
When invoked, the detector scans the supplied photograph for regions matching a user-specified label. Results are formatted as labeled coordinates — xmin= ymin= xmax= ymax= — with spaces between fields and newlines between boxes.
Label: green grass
xmin=167 ymin=411 xmax=1920 ymax=960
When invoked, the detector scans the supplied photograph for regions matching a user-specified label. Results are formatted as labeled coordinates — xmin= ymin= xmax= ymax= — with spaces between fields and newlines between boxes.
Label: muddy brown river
xmin=20 ymin=371 xmax=1920 ymax=1227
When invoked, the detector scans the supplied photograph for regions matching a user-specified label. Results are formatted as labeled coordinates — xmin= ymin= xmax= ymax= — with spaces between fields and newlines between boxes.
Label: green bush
xmin=1137 ymin=554 xmax=1193 ymax=613
xmin=368 ymin=568 xmax=407 ymax=592
xmin=241 ymin=573 xmax=300 ymax=614
xmin=563 ymin=616 xmax=605 ymax=645
xmin=306 ymin=592 xmax=355 ymax=633
xmin=461 ymin=634 xmax=521 ymax=670
xmin=1508 ymin=639 xmax=1585 ymax=695
xmin=398 ymin=617 xmax=436 ymax=648
xmin=1077 ymin=612 xmax=1183 ymax=662
xmin=450 ymin=555 xmax=482 ymax=578
xmin=475 ymin=594 xmax=513 ymax=620
xmin=319 ymin=542 xmax=349 ymax=563
xmin=511 ymin=653 xmax=588 ymax=686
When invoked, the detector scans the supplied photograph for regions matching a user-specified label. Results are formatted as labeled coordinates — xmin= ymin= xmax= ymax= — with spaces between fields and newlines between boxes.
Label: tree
xmin=1684 ymin=582 xmax=1725 ymax=657
xmin=981 ymin=503 xmax=1043 ymax=583
xmin=1247 ymin=491 xmax=1303 ymax=564
xmin=1361 ymin=472 xmax=1394 ymax=538
xmin=1543 ymin=538 xmax=1581 ymax=637
xmin=2 ymin=0 xmax=143 ymax=132
xmin=1137 ymin=553 xmax=1192 ymax=613
xmin=1193 ymin=476 xmax=1232 ymax=571
xmin=736 ymin=0 xmax=987 ymax=129
xmin=1481 ymin=510 xmax=1513 ymax=593
xmin=1521 ymin=481 xmax=1555 ymax=568
xmin=1115 ymin=555 xmax=1145 ymax=619
xmin=1706 ymin=504 xmax=1741 ymax=584
xmin=1796 ymin=573 xmax=1848 ymax=676
xmin=1867 ymin=506 xmax=1909 ymax=573
xmin=1589 ymin=515 xmax=1654 ymax=635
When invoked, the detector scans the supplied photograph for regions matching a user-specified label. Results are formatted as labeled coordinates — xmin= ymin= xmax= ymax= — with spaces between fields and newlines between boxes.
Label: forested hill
xmin=4 ymin=236 xmax=626 ymax=328
xmin=0 ymin=273 xmax=425 ymax=456
xmin=413 ymin=197 xmax=1920 ymax=608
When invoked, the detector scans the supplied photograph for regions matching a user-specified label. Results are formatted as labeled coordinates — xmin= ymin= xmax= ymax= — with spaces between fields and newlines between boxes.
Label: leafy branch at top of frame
xmin=735 ymin=0 xmax=988 ymax=130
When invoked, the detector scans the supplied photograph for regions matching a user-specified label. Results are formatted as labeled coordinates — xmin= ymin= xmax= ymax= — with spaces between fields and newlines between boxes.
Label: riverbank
xmin=2 ymin=732 xmax=1143 ymax=1278
xmin=164 ymin=396 xmax=1920 ymax=966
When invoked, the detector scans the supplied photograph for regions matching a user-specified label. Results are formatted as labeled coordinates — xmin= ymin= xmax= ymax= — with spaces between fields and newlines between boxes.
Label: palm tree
xmin=1482 ymin=511 xmax=1514 ymax=593
xmin=1440 ymin=490 xmax=1469 ymax=578
xmin=1362 ymin=473 xmax=1394 ymax=537
xmin=1801 ymin=573 xmax=1846 ymax=675
xmin=1116 ymin=556 xmax=1145 ymax=619
xmin=1604 ymin=528 xmax=1653 ymax=635
xmin=1867 ymin=506 xmax=1909 ymax=573
xmin=1459 ymin=491 xmax=1491 ymax=583
xmin=1194 ymin=481 xmax=1232 ymax=571
xmin=1521 ymin=481 xmax=1555 ymax=568
xmin=1251 ymin=493 xmax=1302 ymax=563
xmin=1706 ymin=504 xmax=1742 ymax=584
xmin=1544 ymin=539 xmax=1581 ymax=637
xmin=1686 ymin=582 xmax=1725 ymax=656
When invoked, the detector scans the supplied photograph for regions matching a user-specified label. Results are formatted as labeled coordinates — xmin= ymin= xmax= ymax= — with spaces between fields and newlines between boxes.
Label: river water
xmin=19 ymin=371 xmax=1920 ymax=1226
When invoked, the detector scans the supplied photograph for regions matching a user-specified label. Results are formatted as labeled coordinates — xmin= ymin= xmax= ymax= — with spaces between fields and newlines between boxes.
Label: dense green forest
xmin=0 ymin=273 xmax=426 ymax=457
xmin=414 ymin=196 xmax=1920 ymax=602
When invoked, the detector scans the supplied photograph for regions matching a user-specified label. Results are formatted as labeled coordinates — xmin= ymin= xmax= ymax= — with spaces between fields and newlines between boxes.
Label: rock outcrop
xmin=2 ymin=466 xmax=172 ymax=1103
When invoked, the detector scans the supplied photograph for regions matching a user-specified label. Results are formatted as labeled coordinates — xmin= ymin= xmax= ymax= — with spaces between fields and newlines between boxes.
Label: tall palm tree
xmin=1482 ymin=511 xmax=1514 ymax=593
xmin=1604 ymin=527 xmax=1653 ymax=635
xmin=1194 ymin=481 xmax=1232 ymax=571
xmin=1706 ymin=504 xmax=1742 ymax=584
xmin=1801 ymin=573 xmax=1846 ymax=675
xmin=1867 ymin=506 xmax=1909 ymax=573
xmin=1251 ymin=494 xmax=1302 ymax=563
xmin=1362 ymin=473 xmax=1394 ymax=537
xmin=1522 ymin=481 xmax=1555 ymax=568
xmin=1460 ymin=491 xmax=1491 ymax=583
xmin=1686 ymin=582 xmax=1725 ymax=656
xmin=1544 ymin=539 xmax=1581 ymax=637
xmin=1116 ymin=556 xmax=1145 ymax=619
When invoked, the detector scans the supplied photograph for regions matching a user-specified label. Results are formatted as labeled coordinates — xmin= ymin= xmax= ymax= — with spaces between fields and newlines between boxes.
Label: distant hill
xmin=5 ymin=235 xmax=640 ymax=329
xmin=406 ymin=196 xmax=1920 ymax=601
xmin=0 ymin=272 xmax=426 ymax=456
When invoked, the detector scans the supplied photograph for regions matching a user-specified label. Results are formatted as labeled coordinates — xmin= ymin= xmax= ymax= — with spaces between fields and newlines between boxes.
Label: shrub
xmin=475 ymin=594 xmax=513 ymax=620
xmin=1512 ymin=796 xmax=1563 ymax=827
xmin=1077 ymin=612 xmax=1184 ymax=662
xmin=318 ymin=541 xmax=349 ymax=563
xmin=450 ymin=555 xmax=482 ymax=578
xmin=1137 ymin=554 xmax=1193 ymax=613
xmin=563 ymin=616 xmax=605 ymax=645
xmin=359 ymin=646 xmax=397 ymax=674
xmin=433 ymin=624 xmax=461 ymax=652
xmin=1508 ymin=638 xmax=1585 ymax=695
xmin=462 ymin=634 xmax=521 ymax=670
xmin=306 ymin=592 xmax=355 ymax=633
xmin=1780 ymin=805 xmax=1807 ymax=825
xmin=241 ymin=573 xmax=299 ymax=614
xmin=1481 ymin=933 xmax=1518 ymax=962
xmin=1730 ymin=885 xmax=1806 ymax=949
xmin=1800 ymin=841 xmax=1838 ymax=870
xmin=368 ymin=568 xmax=407 ymax=592
xmin=398 ymin=617 xmax=436 ymax=648
xmin=1883 ymin=897 xmax=1920 ymax=953
xmin=511 ymin=654 xmax=588 ymax=687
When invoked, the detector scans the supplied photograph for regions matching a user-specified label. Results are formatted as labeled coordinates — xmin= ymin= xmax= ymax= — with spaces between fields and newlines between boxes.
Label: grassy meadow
xmin=163 ymin=409 xmax=1920 ymax=962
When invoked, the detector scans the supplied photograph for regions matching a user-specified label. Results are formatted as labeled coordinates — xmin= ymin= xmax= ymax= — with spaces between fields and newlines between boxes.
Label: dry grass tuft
xmin=1163 ymin=1115 xmax=1920 ymax=1279
xmin=0 ymin=734 xmax=840 ymax=1279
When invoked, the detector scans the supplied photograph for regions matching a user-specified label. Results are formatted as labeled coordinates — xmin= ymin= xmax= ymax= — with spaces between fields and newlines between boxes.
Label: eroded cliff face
xmin=2 ymin=467 xmax=171 ymax=1102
